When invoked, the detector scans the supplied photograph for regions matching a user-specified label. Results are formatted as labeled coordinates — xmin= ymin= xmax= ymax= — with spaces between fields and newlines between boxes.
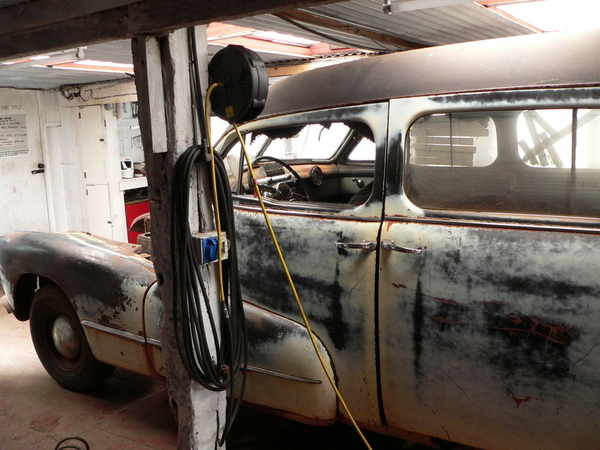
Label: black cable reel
xmin=208 ymin=45 xmax=269 ymax=123
xmin=172 ymin=42 xmax=269 ymax=447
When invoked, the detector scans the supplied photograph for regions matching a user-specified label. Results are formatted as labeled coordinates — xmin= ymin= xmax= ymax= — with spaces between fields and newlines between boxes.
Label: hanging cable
xmin=170 ymin=28 xmax=247 ymax=447
xmin=233 ymin=124 xmax=373 ymax=450
xmin=171 ymin=143 xmax=247 ymax=446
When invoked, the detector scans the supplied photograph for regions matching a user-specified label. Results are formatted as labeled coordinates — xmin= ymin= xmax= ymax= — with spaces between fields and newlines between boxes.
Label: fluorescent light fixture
xmin=1 ymin=48 xmax=84 ymax=69
xmin=386 ymin=0 xmax=472 ymax=13
xmin=494 ymin=0 xmax=600 ymax=32
xmin=44 ymin=59 xmax=134 ymax=74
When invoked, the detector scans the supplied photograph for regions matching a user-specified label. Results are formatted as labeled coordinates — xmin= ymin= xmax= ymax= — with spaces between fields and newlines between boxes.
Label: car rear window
xmin=405 ymin=108 xmax=600 ymax=218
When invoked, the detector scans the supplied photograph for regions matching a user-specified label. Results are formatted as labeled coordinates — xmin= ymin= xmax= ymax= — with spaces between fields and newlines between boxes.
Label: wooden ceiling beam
xmin=266 ymin=55 xmax=366 ymax=77
xmin=275 ymin=9 xmax=427 ymax=50
xmin=0 ymin=0 xmax=141 ymax=37
xmin=0 ymin=0 xmax=339 ymax=61
xmin=127 ymin=0 xmax=339 ymax=35
xmin=0 ymin=8 xmax=130 ymax=61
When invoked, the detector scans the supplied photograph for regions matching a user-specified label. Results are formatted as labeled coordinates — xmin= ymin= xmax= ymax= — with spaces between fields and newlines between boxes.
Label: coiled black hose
xmin=171 ymin=144 xmax=247 ymax=446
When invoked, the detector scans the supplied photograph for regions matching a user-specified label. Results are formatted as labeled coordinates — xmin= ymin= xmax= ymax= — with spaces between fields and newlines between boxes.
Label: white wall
xmin=0 ymin=86 xmax=129 ymax=237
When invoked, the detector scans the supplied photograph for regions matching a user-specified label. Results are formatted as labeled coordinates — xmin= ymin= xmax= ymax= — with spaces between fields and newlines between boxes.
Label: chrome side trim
xmin=242 ymin=365 xmax=322 ymax=385
xmin=81 ymin=320 xmax=161 ymax=347
xmin=81 ymin=321 xmax=320 ymax=383
xmin=386 ymin=215 xmax=600 ymax=235
xmin=234 ymin=203 xmax=381 ymax=222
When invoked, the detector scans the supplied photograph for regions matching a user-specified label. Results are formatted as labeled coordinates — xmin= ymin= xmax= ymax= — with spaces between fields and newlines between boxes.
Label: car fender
xmin=144 ymin=282 xmax=337 ymax=423
xmin=0 ymin=231 xmax=157 ymax=374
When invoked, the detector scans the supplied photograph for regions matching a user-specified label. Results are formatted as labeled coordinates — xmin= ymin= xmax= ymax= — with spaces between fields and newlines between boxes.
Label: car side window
xmin=262 ymin=122 xmax=349 ymax=160
xmin=228 ymin=120 xmax=376 ymax=207
xmin=405 ymin=108 xmax=600 ymax=218
xmin=409 ymin=113 xmax=497 ymax=167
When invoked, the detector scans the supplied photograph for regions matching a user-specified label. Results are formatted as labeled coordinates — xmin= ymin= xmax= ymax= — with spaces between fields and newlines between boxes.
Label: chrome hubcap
xmin=51 ymin=315 xmax=80 ymax=359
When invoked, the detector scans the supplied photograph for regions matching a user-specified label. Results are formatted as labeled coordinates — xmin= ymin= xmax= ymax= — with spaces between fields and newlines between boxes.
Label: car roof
xmin=260 ymin=29 xmax=600 ymax=118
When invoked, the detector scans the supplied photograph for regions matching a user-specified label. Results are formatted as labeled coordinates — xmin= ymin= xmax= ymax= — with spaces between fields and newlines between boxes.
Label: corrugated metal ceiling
xmin=0 ymin=0 xmax=536 ymax=89
xmin=232 ymin=1 xmax=532 ymax=51
xmin=309 ymin=0 xmax=531 ymax=45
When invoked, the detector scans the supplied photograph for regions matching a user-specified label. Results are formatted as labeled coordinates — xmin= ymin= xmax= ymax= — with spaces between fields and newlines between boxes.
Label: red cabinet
xmin=124 ymin=198 xmax=150 ymax=244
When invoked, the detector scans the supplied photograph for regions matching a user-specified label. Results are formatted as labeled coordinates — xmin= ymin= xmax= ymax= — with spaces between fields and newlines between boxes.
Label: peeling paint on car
xmin=2 ymin=31 xmax=600 ymax=449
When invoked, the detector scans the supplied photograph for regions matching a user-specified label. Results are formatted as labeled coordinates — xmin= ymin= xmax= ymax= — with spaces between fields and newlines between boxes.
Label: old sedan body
xmin=2 ymin=29 xmax=600 ymax=450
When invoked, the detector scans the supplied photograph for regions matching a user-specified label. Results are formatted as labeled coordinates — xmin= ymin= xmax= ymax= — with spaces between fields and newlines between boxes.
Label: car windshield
xmin=258 ymin=122 xmax=351 ymax=161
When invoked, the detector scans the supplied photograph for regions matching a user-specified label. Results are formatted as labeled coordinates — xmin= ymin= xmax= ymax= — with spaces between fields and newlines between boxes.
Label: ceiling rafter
xmin=275 ymin=9 xmax=427 ymax=50
xmin=0 ymin=0 xmax=340 ymax=61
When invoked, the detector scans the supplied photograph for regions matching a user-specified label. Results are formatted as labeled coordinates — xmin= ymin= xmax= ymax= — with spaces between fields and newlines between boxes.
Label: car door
xmin=225 ymin=103 xmax=387 ymax=427
xmin=379 ymin=92 xmax=600 ymax=450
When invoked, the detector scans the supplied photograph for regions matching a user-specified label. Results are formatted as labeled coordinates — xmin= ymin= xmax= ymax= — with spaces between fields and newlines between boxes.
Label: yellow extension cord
xmin=205 ymin=83 xmax=226 ymax=303
xmin=231 ymin=123 xmax=374 ymax=450
xmin=204 ymin=81 xmax=372 ymax=449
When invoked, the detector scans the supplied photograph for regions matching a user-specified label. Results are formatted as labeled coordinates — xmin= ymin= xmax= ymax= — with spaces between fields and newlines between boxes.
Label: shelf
xmin=119 ymin=176 xmax=148 ymax=191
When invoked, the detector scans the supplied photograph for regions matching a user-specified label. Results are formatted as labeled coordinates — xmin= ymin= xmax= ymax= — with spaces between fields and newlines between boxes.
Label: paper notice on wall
xmin=0 ymin=111 xmax=28 ymax=158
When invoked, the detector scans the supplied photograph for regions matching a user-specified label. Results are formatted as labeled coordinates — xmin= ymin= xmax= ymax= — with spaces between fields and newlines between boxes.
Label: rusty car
xmin=2 ymin=29 xmax=600 ymax=450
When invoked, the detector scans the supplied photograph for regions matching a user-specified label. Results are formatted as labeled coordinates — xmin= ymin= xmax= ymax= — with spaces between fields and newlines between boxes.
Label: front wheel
xmin=30 ymin=285 xmax=114 ymax=392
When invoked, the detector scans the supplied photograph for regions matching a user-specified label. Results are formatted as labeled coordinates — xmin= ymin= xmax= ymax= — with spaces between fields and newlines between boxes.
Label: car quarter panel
xmin=143 ymin=257 xmax=339 ymax=422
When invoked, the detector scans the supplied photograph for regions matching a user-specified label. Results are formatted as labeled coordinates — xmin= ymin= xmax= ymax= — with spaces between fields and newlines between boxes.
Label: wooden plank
xmin=0 ymin=0 xmax=340 ymax=60
xmin=413 ymin=136 xmax=474 ymax=146
xmin=142 ymin=37 xmax=168 ymax=154
xmin=267 ymin=55 xmax=366 ymax=77
xmin=275 ymin=9 xmax=427 ymax=50
xmin=412 ymin=153 xmax=475 ymax=166
xmin=414 ymin=144 xmax=476 ymax=154
xmin=132 ymin=26 xmax=224 ymax=449
xmin=0 ymin=0 xmax=141 ymax=37
xmin=411 ymin=119 xmax=490 ymax=137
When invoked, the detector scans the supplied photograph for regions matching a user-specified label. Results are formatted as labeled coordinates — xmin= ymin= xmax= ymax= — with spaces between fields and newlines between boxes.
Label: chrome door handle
xmin=381 ymin=240 xmax=424 ymax=255
xmin=336 ymin=240 xmax=377 ymax=252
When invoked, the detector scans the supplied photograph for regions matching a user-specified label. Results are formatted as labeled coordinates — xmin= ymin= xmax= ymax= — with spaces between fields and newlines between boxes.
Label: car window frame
xmin=217 ymin=102 xmax=389 ymax=217
xmin=385 ymin=87 xmax=600 ymax=228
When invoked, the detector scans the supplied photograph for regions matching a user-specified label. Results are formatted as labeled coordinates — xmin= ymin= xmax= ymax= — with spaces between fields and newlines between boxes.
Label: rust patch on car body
xmin=511 ymin=394 xmax=533 ymax=408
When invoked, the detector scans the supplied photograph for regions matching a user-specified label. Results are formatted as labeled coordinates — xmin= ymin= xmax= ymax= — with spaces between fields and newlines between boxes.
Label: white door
xmin=0 ymin=91 xmax=49 ymax=234
xmin=85 ymin=184 xmax=113 ymax=239
xmin=76 ymin=106 xmax=114 ymax=239
xmin=78 ymin=106 xmax=107 ymax=184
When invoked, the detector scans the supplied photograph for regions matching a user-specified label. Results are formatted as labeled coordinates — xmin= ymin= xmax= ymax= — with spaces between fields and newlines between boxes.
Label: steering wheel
xmin=252 ymin=155 xmax=311 ymax=201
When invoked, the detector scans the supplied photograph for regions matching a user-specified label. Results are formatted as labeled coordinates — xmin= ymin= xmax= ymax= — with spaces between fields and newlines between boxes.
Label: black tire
xmin=29 ymin=285 xmax=114 ymax=392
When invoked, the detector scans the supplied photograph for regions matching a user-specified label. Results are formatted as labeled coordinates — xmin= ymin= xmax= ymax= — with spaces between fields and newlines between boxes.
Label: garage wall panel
xmin=0 ymin=88 xmax=50 ymax=234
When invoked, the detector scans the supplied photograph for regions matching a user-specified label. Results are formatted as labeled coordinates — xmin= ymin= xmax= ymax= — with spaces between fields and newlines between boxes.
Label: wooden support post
xmin=132 ymin=26 xmax=226 ymax=450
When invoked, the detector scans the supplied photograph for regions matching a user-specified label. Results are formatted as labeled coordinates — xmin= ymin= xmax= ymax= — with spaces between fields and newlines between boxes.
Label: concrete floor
xmin=0 ymin=306 xmax=430 ymax=450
